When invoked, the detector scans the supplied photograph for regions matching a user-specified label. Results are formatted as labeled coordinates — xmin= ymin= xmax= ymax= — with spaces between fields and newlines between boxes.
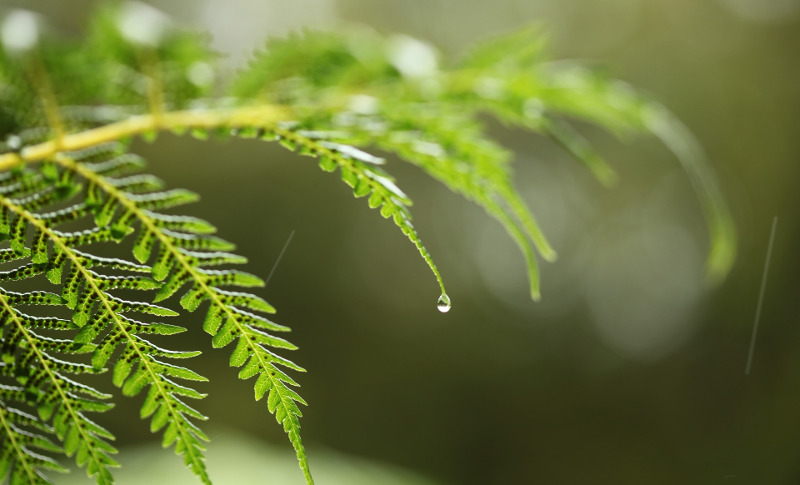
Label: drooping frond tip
xmin=642 ymin=104 xmax=736 ymax=284
xmin=237 ymin=123 xmax=451 ymax=311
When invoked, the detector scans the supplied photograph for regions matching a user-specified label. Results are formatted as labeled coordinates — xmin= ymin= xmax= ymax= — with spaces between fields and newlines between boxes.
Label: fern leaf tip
xmin=704 ymin=224 xmax=737 ymax=286
xmin=596 ymin=167 xmax=620 ymax=188
xmin=541 ymin=248 xmax=558 ymax=263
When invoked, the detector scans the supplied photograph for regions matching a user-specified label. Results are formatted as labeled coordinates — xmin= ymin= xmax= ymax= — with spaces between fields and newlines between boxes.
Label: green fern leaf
xmin=50 ymin=144 xmax=310 ymax=483
xmin=240 ymin=124 xmax=450 ymax=306
xmin=0 ymin=401 xmax=67 ymax=484
xmin=232 ymin=27 xmax=734 ymax=299
xmin=0 ymin=157 xmax=210 ymax=483
xmin=0 ymin=288 xmax=117 ymax=484
xmin=448 ymin=51 xmax=736 ymax=282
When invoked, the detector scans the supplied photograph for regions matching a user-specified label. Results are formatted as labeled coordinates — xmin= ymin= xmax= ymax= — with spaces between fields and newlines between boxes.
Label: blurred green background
xmin=3 ymin=0 xmax=800 ymax=483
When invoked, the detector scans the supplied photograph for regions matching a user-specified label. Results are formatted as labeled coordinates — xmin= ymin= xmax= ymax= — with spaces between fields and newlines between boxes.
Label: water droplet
xmin=436 ymin=294 xmax=451 ymax=313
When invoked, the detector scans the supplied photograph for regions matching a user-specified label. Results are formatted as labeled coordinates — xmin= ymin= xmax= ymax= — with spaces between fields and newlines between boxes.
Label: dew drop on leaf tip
xmin=437 ymin=294 xmax=451 ymax=313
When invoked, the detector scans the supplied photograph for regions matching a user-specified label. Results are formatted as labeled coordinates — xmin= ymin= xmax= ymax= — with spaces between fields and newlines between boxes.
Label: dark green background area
xmin=4 ymin=0 xmax=799 ymax=483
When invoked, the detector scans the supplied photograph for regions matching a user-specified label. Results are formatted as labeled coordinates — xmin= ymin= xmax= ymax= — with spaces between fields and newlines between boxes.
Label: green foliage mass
xmin=0 ymin=3 xmax=734 ymax=484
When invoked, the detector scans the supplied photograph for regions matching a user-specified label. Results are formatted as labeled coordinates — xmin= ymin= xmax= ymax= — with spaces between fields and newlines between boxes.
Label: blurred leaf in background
xmin=58 ymin=427 xmax=438 ymax=485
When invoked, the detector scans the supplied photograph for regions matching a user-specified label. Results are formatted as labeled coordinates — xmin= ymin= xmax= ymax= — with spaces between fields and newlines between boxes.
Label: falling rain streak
xmin=745 ymin=216 xmax=778 ymax=375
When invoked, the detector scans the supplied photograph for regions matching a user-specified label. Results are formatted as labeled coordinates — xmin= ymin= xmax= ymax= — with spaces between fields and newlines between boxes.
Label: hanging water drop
xmin=436 ymin=294 xmax=451 ymax=313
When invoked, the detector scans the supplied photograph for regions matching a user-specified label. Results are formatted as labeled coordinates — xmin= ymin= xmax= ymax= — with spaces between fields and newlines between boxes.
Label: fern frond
xmin=238 ymin=123 xmax=450 ymax=306
xmin=233 ymin=27 xmax=734 ymax=295
xmin=447 ymin=52 xmax=736 ymax=282
xmin=0 ymin=156 xmax=210 ymax=483
xmin=0 ymin=399 xmax=66 ymax=484
xmin=0 ymin=166 xmax=120 ymax=483
xmin=84 ymin=2 xmax=216 ymax=111
xmin=0 ymin=288 xmax=116 ymax=484
xmin=49 ymin=143 xmax=311 ymax=483
xmin=299 ymin=104 xmax=555 ymax=299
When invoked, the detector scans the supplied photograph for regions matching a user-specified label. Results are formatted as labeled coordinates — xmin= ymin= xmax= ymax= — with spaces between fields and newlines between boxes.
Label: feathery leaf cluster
xmin=0 ymin=3 xmax=734 ymax=484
